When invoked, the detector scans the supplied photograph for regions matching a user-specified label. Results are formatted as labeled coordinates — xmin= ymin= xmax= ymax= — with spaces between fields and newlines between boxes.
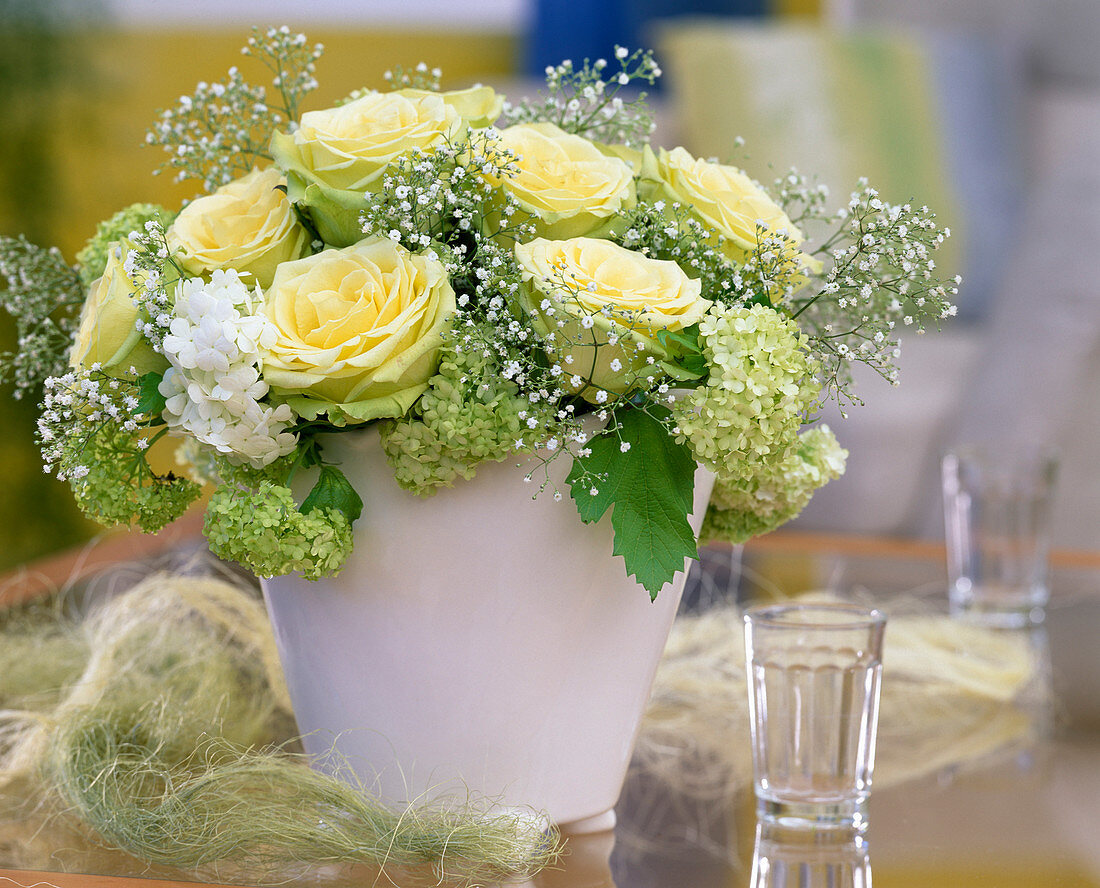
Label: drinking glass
xmin=942 ymin=447 xmax=1059 ymax=627
xmin=744 ymin=603 xmax=886 ymax=832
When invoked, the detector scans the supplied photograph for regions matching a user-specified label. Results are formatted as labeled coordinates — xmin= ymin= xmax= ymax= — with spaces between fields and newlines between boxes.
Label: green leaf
xmin=295 ymin=434 xmax=326 ymax=470
xmin=566 ymin=406 xmax=698 ymax=598
xmin=659 ymin=358 xmax=707 ymax=383
xmin=301 ymin=465 xmax=364 ymax=523
xmin=656 ymin=325 xmax=708 ymax=381
xmin=135 ymin=372 xmax=167 ymax=417
xmin=655 ymin=325 xmax=702 ymax=355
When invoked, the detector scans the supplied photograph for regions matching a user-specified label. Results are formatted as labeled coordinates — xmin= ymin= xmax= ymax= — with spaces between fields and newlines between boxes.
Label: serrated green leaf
xmin=567 ymin=406 xmax=698 ymax=598
xmin=135 ymin=371 xmax=167 ymax=417
xmin=301 ymin=465 xmax=364 ymax=523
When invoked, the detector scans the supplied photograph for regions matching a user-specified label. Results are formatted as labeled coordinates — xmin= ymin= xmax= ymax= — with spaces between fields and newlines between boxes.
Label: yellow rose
xmin=403 ymin=85 xmax=503 ymax=129
xmin=70 ymin=242 xmax=169 ymax=376
xmin=166 ymin=167 xmax=307 ymax=289
xmin=645 ymin=146 xmax=810 ymax=267
xmin=497 ymin=123 xmax=636 ymax=240
xmin=270 ymin=87 xmax=504 ymax=246
xmin=514 ymin=237 xmax=709 ymax=400
xmin=261 ymin=237 xmax=456 ymax=423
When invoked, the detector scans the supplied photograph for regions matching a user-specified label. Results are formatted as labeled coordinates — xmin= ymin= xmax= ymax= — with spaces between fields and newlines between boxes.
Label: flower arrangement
xmin=0 ymin=28 xmax=957 ymax=596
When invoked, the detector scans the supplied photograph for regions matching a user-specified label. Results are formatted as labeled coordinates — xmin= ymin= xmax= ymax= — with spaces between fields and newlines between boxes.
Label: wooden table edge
xmin=0 ymin=510 xmax=205 ymax=610
xmin=3 ymin=522 xmax=1098 ymax=613
xmin=0 ymin=869 xmax=249 ymax=888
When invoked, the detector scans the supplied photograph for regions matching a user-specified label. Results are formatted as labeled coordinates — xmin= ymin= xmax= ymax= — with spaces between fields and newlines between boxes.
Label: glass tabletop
xmin=0 ymin=530 xmax=1097 ymax=887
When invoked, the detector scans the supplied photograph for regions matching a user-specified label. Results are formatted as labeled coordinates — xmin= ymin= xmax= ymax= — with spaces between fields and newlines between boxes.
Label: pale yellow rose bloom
xmin=261 ymin=237 xmax=456 ymax=423
xmin=514 ymin=237 xmax=709 ymax=399
xmin=166 ymin=167 xmax=307 ymax=289
xmin=405 ymin=85 xmax=504 ymax=129
xmin=70 ymin=242 xmax=168 ymax=376
xmin=275 ymin=87 xmax=502 ymax=193
xmin=648 ymin=146 xmax=811 ymax=268
xmin=497 ymin=123 xmax=636 ymax=240
xmin=269 ymin=87 xmax=503 ymax=246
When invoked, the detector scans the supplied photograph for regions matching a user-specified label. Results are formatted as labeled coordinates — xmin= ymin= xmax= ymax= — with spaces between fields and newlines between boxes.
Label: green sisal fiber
xmin=0 ymin=570 xmax=558 ymax=885
xmin=50 ymin=706 xmax=555 ymax=882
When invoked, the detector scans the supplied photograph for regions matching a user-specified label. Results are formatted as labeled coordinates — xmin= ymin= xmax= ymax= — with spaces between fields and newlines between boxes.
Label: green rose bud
xmin=69 ymin=242 xmax=170 ymax=376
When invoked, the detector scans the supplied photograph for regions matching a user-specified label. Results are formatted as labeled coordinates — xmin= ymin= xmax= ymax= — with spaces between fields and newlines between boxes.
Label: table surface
xmin=1 ymin=525 xmax=1098 ymax=888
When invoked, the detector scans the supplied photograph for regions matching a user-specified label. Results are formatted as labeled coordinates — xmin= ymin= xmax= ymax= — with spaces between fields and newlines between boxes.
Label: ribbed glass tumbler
xmin=942 ymin=447 xmax=1059 ymax=627
xmin=744 ymin=603 xmax=886 ymax=832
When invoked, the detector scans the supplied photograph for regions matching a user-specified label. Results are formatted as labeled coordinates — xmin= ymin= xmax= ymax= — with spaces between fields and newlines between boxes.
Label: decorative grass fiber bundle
xmin=0 ymin=571 xmax=1037 ymax=883
xmin=0 ymin=571 xmax=557 ymax=885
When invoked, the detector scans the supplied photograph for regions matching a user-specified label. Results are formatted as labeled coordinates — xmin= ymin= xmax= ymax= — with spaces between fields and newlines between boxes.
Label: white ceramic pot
xmin=261 ymin=430 xmax=715 ymax=831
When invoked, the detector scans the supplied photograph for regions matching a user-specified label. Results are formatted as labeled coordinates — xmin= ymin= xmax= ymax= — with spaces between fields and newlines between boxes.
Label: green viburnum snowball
xmin=76 ymin=203 xmax=174 ymax=288
xmin=702 ymin=425 xmax=847 ymax=544
xmin=203 ymin=482 xmax=352 ymax=580
xmin=673 ymin=303 xmax=821 ymax=473
xmin=68 ymin=425 xmax=201 ymax=533
xmin=379 ymin=338 xmax=537 ymax=494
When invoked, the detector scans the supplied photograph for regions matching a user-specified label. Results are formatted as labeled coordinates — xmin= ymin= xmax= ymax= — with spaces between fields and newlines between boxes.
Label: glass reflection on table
xmin=750 ymin=823 xmax=871 ymax=888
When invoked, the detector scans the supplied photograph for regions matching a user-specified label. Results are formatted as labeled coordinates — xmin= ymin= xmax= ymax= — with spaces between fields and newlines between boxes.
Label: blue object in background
xmin=526 ymin=0 xmax=767 ymax=81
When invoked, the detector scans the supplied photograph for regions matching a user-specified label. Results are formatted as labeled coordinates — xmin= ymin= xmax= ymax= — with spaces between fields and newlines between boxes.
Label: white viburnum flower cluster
xmin=158 ymin=269 xmax=297 ymax=468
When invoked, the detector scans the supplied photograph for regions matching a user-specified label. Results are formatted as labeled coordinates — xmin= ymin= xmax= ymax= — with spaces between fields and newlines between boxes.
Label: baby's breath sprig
xmin=38 ymin=368 xmax=200 ymax=531
xmin=772 ymin=168 xmax=832 ymax=231
xmin=448 ymin=244 xmax=574 ymax=451
xmin=146 ymin=26 xmax=324 ymax=192
xmin=791 ymin=180 xmax=959 ymax=408
xmin=735 ymin=226 xmax=812 ymax=307
xmin=501 ymin=46 xmax=660 ymax=147
xmin=356 ymin=124 xmax=579 ymax=481
xmin=241 ymin=25 xmax=323 ymax=123
xmin=355 ymin=123 xmax=565 ymax=454
xmin=359 ymin=129 xmax=528 ymax=253
xmin=0 ymin=236 xmax=85 ymax=399
xmin=382 ymin=61 xmax=443 ymax=92
xmin=122 ymin=221 xmax=182 ymax=353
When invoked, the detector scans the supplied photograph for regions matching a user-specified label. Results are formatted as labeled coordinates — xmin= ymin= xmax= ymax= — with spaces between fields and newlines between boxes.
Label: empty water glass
xmin=744 ymin=602 xmax=886 ymax=832
xmin=942 ymin=447 xmax=1059 ymax=627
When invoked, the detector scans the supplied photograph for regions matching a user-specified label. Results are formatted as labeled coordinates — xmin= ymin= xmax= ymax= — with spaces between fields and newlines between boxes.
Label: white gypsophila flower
xmin=159 ymin=269 xmax=297 ymax=467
